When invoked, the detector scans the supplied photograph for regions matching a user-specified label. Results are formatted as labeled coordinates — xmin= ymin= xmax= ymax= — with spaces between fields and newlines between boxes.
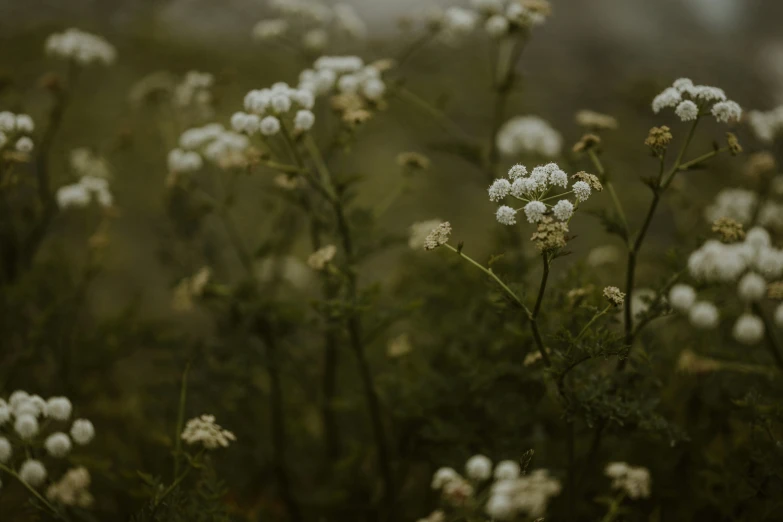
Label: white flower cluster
xmin=235 ymin=81 xmax=316 ymax=138
xmin=70 ymin=148 xmax=111 ymax=180
xmin=430 ymin=0 xmax=549 ymax=42
xmin=671 ymin=227 xmax=783 ymax=344
xmin=604 ymin=462 xmax=651 ymax=499
xmin=168 ymin=123 xmax=250 ymax=173
xmin=173 ymin=71 xmax=214 ymax=109
xmin=652 ymin=78 xmax=741 ymax=123
xmin=181 ymin=414 xmax=236 ymax=450
xmin=307 ymin=244 xmax=337 ymax=270
xmin=705 ymin=188 xmax=783 ymax=232
xmin=0 ymin=392 xmax=94 ymax=489
xmin=46 ymin=467 xmax=94 ymax=507
xmin=488 ymin=163 xmax=590 ymax=226
xmin=304 ymin=55 xmax=387 ymax=101
xmin=45 ymin=28 xmax=116 ymax=66
xmin=496 ymin=115 xmax=562 ymax=158
xmin=429 ymin=455 xmax=560 ymax=520
xmin=747 ymin=105 xmax=783 ymax=143
xmin=0 ymin=111 xmax=35 ymax=154
xmin=409 ymin=219 xmax=443 ymax=249
xmin=56 ymin=173 xmax=114 ymax=210
xmin=254 ymin=0 xmax=366 ymax=50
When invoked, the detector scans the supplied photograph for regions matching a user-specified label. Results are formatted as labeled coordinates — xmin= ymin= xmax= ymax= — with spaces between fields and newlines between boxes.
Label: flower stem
xmin=0 ymin=463 xmax=62 ymax=518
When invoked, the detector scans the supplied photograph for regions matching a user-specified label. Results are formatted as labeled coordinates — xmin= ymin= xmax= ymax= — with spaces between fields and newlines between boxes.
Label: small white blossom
xmin=733 ymin=314 xmax=764 ymax=345
xmin=668 ymin=284 xmax=696 ymax=311
xmin=15 ymin=114 xmax=34 ymax=133
xmin=252 ymin=19 xmax=288 ymax=40
xmin=488 ymin=179 xmax=512 ymax=202
xmin=548 ymin=168 xmax=568 ymax=188
xmin=712 ymin=101 xmax=742 ymax=123
xmin=496 ymin=205 xmax=518 ymax=225
xmin=485 ymin=15 xmax=509 ymax=38
xmin=496 ymin=116 xmax=562 ymax=158
xmin=15 ymin=414 xmax=39 ymax=439
xmin=552 ymin=200 xmax=574 ymax=221
xmin=605 ymin=462 xmax=651 ymax=499
xmin=294 ymin=110 xmax=316 ymax=132
xmin=507 ymin=164 xmax=527 ymax=180
xmin=523 ymin=201 xmax=546 ymax=223
xmin=431 ymin=467 xmax=460 ymax=489
xmin=181 ymin=414 xmax=236 ymax=449
xmin=260 ymin=116 xmax=282 ymax=136
xmin=45 ymin=397 xmax=72 ymax=421
xmin=675 ymin=100 xmax=699 ymax=121
xmin=494 ymin=460 xmax=520 ymax=480
xmin=15 ymin=136 xmax=34 ymax=153
xmin=0 ymin=437 xmax=11 ymax=463
xmin=572 ymin=181 xmax=591 ymax=202
xmin=652 ymin=87 xmax=682 ymax=113
xmin=738 ymin=272 xmax=767 ymax=302
xmin=45 ymin=433 xmax=72 ymax=458
xmin=70 ymin=419 xmax=95 ymax=445
xmin=19 ymin=460 xmax=47 ymax=487
xmin=45 ymin=28 xmax=116 ymax=65
xmin=465 ymin=454 xmax=492 ymax=481
xmin=689 ymin=301 xmax=719 ymax=329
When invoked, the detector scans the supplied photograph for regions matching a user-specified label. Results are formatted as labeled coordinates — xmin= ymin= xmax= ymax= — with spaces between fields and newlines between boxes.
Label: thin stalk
xmin=394 ymin=86 xmax=476 ymax=146
xmin=173 ymin=362 xmax=191 ymax=477
xmin=575 ymin=305 xmax=612 ymax=341
xmin=257 ymin=319 xmax=303 ymax=522
xmin=529 ymin=254 xmax=552 ymax=367
xmin=306 ymin=138 xmax=396 ymax=516
xmin=587 ymin=149 xmax=629 ymax=240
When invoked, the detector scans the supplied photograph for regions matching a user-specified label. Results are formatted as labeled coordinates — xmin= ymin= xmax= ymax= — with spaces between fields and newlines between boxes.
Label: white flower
xmin=45 ymin=433 xmax=72 ymax=458
xmin=507 ymin=163 xmax=527 ymax=180
xmin=552 ymin=200 xmax=574 ymax=221
xmin=443 ymin=7 xmax=478 ymax=35
xmin=652 ymin=87 xmax=682 ymax=113
xmin=70 ymin=419 xmax=95 ymax=445
xmin=675 ymin=100 xmax=699 ymax=121
xmin=260 ymin=116 xmax=281 ymax=136
xmin=485 ymin=492 xmax=515 ymax=519
xmin=530 ymin=166 xmax=549 ymax=186
xmin=738 ymin=272 xmax=766 ymax=302
xmin=431 ymin=467 xmax=460 ymax=489
xmin=746 ymin=227 xmax=771 ymax=249
xmin=572 ymin=181 xmax=591 ymax=202
xmin=0 ymin=111 xmax=15 ymax=132
xmin=15 ymin=414 xmax=39 ymax=439
xmin=181 ymin=415 xmax=235 ymax=449
xmin=548 ymin=168 xmax=568 ymax=188
xmin=496 ymin=205 xmax=518 ymax=225
xmin=496 ymin=116 xmax=562 ymax=158
xmin=45 ymin=28 xmax=116 ymax=65
xmin=673 ymin=78 xmax=694 ymax=92
xmin=362 ymin=78 xmax=386 ymax=101
xmin=524 ymin=201 xmax=546 ymax=223
xmin=712 ymin=101 xmax=742 ymax=123
xmin=488 ymin=179 xmax=512 ymax=202
xmin=15 ymin=136 xmax=33 ymax=153
xmin=292 ymin=89 xmax=315 ymax=110
xmin=689 ymin=301 xmax=719 ymax=329
xmin=294 ymin=110 xmax=315 ymax=132
xmin=337 ymin=74 xmax=360 ymax=94
xmin=485 ymin=15 xmax=509 ymax=38
xmin=691 ymin=85 xmax=726 ymax=102
xmin=230 ymin=112 xmax=260 ymax=134
xmin=307 ymin=245 xmax=337 ymax=270
xmin=252 ymin=19 xmax=288 ymax=40
xmin=668 ymin=284 xmax=696 ymax=311
xmin=424 ymin=222 xmax=452 ymax=250
xmin=19 ymin=460 xmax=47 ymax=487
xmin=303 ymin=28 xmax=329 ymax=51
xmin=705 ymin=188 xmax=757 ymax=225
xmin=168 ymin=149 xmax=203 ymax=173
xmin=512 ymin=177 xmax=538 ymax=198
xmin=15 ymin=114 xmax=34 ymax=133
xmin=46 ymin=397 xmax=73 ymax=421
xmin=0 ymin=437 xmax=11 ymax=463
xmin=733 ymin=314 xmax=764 ymax=345
xmin=494 ymin=460 xmax=521 ymax=480
xmin=409 ymin=219 xmax=443 ymax=249
xmin=465 ymin=454 xmax=492 ymax=481
xmin=270 ymin=93 xmax=292 ymax=114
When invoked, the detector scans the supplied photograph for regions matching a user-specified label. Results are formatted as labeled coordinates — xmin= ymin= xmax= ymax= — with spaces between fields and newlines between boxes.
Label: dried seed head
xmin=575 ymin=110 xmax=617 ymax=131
xmin=572 ymin=171 xmax=603 ymax=191
xmin=676 ymin=349 xmax=721 ymax=374
xmin=645 ymin=126 xmax=673 ymax=154
xmin=424 ymin=222 xmax=452 ymax=251
xmin=342 ymin=109 xmax=372 ymax=126
xmin=530 ymin=216 xmax=568 ymax=252
xmin=396 ymin=151 xmax=431 ymax=171
xmin=712 ymin=217 xmax=745 ymax=243
xmin=726 ymin=132 xmax=742 ymax=155
xmin=603 ymin=286 xmax=625 ymax=306
xmin=572 ymin=133 xmax=602 ymax=153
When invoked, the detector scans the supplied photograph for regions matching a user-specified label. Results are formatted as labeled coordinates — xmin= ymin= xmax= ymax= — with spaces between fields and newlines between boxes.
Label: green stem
xmin=600 ymin=492 xmax=627 ymax=522
xmin=752 ymin=303 xmax=783 ymax=371
xmin=587 ymin=149 xmax=630 ymax=241
xmin=0 ymin=463 xmax=62 ymax=518
xmin=575 ymin=305 xmax=611 ymax=341
xmin=394 ymin=86 xmax=476 ymax=146
xmin=173 ymin=362 xmax=191 ymax=477
xmin=529 ymin=253 xmax=552 ymax=367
